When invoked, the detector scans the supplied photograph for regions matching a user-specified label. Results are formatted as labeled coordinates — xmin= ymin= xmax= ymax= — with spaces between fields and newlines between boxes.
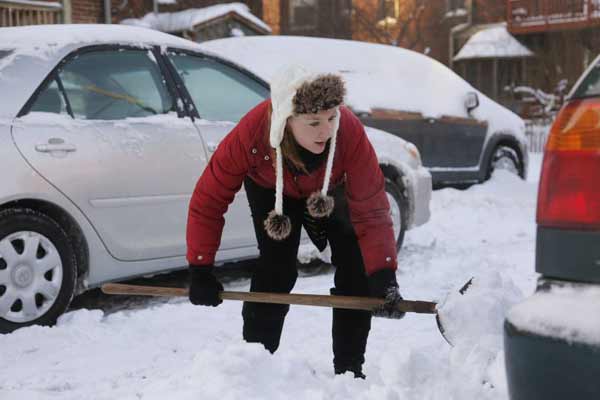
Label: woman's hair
xmin=264 ymin=73 xmax=346 ymax=174
xmin=265 ymin=104 xmax=308 ymax=173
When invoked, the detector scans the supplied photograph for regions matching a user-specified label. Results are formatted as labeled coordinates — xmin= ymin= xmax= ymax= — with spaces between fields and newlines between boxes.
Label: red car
xmin=504 ymin=55 xmax=600 ymax=399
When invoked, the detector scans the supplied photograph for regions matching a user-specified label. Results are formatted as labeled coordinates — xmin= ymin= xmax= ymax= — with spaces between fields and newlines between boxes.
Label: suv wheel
xmin=488 ymin=145 xmax=523 ymax=179
xmin=0 ymin=208 xmax=76 ymax=334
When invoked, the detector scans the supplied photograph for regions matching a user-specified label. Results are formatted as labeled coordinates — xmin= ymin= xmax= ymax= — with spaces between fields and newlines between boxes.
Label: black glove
xmin=188 ymin=265 xmax=223 ymax=307
xmin=368 ymin=269 xmax=405 ymax=319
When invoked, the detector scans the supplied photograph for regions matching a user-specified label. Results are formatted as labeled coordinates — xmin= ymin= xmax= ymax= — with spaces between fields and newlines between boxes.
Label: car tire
xmin=384 ymin=177 xmax=408 ymax=253
xmin=0 ymin=208 xmax=77 ymax=334
xmin=487 ymin=145 xmax=523 ymax=179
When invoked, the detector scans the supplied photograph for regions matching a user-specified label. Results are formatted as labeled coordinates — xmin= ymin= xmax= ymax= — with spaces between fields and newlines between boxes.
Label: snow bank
xmin=0 ymin=158 xmax=543 ymax=400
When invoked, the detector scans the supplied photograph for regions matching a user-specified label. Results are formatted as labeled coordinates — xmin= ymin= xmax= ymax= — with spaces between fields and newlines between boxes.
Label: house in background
xmin=507 ymin=0 xmax=600 ymax=94
xmin=120 ymin=3 xmax=270 ymax=42
xmin=452 ymin=23 xmax=534 ymax=113
xmin=447 ymin=0 xmax=600 ymax=114
xmin=0 ymin=0 xmax=264 ymax=30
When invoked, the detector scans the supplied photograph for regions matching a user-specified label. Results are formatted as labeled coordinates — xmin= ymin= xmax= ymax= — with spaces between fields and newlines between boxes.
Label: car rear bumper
xmin=505 ymin=320 xmax=600 ymax=400
xmin=504 ymin=279 xmax=600 ymax=399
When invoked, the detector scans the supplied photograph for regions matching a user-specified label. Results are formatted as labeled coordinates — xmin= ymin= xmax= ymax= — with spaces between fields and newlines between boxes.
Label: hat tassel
xmin=265 ymin=146 xmax=292 ymax=240
xmin=306 ymin=109 xmax=339 ymax=219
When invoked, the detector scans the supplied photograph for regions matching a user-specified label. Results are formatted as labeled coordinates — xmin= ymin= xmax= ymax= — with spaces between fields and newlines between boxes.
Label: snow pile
xmin=507 ymin=285 xmax=600 ymax=346
xmin=0 ymin=160 xmax=542 ymax=399
xmin=438 ymin=272 xmax=523 ymax=347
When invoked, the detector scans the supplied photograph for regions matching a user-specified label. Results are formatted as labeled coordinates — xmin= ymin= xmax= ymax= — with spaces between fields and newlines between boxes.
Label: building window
xmin=289 ymin=0 xmax=317 ymax=30
xmin=377 ymin=0 xmax=399 ymax=26
xmin=445 ymin=0 xmax=466 ymax=18
xmin=447 ymin=0 xmax=466 ymax=11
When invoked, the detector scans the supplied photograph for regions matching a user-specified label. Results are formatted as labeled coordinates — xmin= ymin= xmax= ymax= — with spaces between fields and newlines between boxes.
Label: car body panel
xmin=364 ymin=126 xmax=431 ymax=228
xmin=505 ymin=317 xmax=600 ymax=400
xmin=11 ymin=112 xmax=207 ymax=261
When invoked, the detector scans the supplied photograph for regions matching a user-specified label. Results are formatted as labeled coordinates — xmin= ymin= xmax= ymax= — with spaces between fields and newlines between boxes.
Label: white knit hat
xmin=264 ymin=65 xmax=344 ymax=241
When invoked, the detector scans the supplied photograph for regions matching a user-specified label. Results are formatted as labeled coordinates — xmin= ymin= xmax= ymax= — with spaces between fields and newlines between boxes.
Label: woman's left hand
xmin=368 ymin=269 xmax=406 ymax=319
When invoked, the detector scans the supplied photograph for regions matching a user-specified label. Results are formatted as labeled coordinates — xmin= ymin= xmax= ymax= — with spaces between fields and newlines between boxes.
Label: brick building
xmin=261 ymin=0 xmax=352 ymax=38
xmin=0 ymin=0 xmax=262 ymax=26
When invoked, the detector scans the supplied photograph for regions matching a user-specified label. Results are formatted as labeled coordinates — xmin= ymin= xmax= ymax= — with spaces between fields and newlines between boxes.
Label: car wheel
xmin=487 ymin=145 xmax=523 ymax=179
xmin=384 ymin=177 xmax=408 ymax=252
xmin=0 ymin=208 xmax=76 ymax=334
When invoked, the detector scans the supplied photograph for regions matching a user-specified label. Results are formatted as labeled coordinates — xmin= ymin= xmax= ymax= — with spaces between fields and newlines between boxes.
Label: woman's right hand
xmin=188 ymin=265 xmax=224 ymax=307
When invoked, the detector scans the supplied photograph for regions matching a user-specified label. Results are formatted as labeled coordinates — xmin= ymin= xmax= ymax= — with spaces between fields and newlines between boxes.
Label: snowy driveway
xmin=0 ymin=155 xmax=542 ymax=400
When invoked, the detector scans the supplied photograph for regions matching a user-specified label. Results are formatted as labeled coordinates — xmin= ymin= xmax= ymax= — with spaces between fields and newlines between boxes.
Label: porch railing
xmin=0 ymin=0 xmax=62 ymax=27
xmin=508 ymin=0 xmax=600 ymax=33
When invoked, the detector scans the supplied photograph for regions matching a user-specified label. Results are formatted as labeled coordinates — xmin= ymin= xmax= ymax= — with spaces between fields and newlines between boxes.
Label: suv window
xmin=29 ymin=79 xmax=69 ymax=115
xmin=571 ymin=60 xmax=600 ymax=99
xmin=168 ymin=53 xmax=268 ymax=122
xmin=0 ymin=49 xmax=14 ymax=60
xmin=57 ymin=49 xmax=174 ymax=120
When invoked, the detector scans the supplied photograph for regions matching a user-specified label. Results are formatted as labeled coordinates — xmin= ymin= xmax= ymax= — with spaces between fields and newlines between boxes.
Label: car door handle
xmin=35 ymin=143 xmax=77 ymax=153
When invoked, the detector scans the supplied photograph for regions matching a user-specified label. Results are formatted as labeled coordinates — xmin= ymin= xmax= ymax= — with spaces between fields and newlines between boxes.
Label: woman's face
xmin=287 ymin=107 xmax=338 ymax=154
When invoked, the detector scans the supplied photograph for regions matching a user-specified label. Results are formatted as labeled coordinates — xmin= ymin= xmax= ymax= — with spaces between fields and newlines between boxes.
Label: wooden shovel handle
xmin=101 ymin=283 xmax=437 ymax=314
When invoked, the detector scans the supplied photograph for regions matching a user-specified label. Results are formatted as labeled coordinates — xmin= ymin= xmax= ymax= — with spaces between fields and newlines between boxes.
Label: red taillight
xmin=537 ymin=98 xmax=600 ymax=229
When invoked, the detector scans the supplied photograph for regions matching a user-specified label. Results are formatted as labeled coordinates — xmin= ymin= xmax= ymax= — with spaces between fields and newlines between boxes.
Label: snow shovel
xmin=100 ymin=282 xmax=462 ymax=346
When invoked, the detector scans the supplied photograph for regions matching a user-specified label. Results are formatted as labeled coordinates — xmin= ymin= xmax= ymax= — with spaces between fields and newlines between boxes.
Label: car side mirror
xmin=465 ymin=92 xmax=479 ymax=114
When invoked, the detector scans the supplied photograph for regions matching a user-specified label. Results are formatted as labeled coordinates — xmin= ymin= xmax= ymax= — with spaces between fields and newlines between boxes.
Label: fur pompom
xmin=264 ymin=210 xmax=292 ymax=240
xmin=306 ymin=192 xmax=334 ymax=218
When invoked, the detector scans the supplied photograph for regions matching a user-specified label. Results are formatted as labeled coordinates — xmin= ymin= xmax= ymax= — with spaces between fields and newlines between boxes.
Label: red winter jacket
xmin=186 ymin=100 xmax=397 ymax=275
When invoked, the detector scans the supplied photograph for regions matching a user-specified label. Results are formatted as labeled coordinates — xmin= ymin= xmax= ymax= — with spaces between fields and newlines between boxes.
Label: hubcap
xmin=386 ymin=192 xmax=402 ymax=241
xmin=12 ymin=265 xmax=33 ymax=288
xmin=0 ymin=231 xmax=63 ymax=323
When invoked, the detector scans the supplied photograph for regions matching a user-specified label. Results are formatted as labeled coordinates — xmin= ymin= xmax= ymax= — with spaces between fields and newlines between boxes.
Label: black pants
xmin=242 ymin=178 xmax=371 ymax=371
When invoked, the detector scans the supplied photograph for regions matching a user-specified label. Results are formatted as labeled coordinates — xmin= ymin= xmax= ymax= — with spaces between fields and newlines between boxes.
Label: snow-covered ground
xmin=0 ymin=154 xmax=544 ymax=400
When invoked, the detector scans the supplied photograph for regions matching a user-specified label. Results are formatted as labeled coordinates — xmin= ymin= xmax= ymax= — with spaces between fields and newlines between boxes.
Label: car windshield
xmin=571 ymin=59 xmax=600 ymax=99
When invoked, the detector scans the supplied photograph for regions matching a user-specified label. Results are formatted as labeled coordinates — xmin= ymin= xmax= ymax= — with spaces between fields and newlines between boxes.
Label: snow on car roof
xmin=0 ymin=24 xmax=201 ymax=119
xmin=200 ymin=35 xmax=476 ymax=118
xmin=200 ymin=35 xmax=525 ymax=141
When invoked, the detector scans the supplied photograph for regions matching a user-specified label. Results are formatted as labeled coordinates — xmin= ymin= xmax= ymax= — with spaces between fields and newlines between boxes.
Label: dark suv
xmin=504 ymin=56 xmax=600 ymax=399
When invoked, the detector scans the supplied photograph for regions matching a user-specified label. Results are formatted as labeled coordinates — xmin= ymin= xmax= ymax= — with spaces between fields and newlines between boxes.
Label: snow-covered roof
xmin=454 ymin=23 xmax=534 ymax=61
xmin=120 ymin=3 xmax=271 ymax=34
